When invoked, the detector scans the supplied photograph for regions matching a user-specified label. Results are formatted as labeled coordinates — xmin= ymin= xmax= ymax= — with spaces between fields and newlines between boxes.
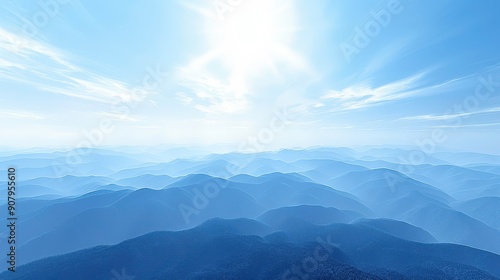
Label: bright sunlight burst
xmin=195 ymin=0 xmax=301 ymax=80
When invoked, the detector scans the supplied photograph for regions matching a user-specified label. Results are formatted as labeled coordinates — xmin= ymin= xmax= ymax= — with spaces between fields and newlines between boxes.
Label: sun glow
xmin=217 ymin=2 xmax=293 ymax=72
xmin=200 ymin=1 xmax=299 ymax=77
xmin=179 ymin=0 xmax=307 ymax=114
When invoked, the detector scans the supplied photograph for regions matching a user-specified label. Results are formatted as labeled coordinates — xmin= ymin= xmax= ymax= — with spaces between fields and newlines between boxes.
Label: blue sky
xmin=0 ymin=0 xmax=499 ymax=153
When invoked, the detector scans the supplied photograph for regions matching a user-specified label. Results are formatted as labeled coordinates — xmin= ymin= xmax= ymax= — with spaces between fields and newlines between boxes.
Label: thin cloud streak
xmin=399 ymin=107 xmax=500 ymax=122
xmin=175 ymin=67 xmax=248 ymax=115
xmin=0 ymin=28 xmax=135 ymax=104
xmin=0 ymin=110 xmax=45 ymax=120
xmin=320 ymin=72 xmax=428 ymax=111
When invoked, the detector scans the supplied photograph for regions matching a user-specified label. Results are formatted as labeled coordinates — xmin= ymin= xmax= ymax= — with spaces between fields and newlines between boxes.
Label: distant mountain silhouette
xmin=351 ymin=218 xmax=437 ymax=243
xmin=2 ymin=146 xmax=500 ymax=278
xmin=3 ymin=218 xmax=499 ymax=280
xmin=453 ymin=197 xmax=500 ymax=230
xmin=257 ymin=205 xmax=362 ymax=227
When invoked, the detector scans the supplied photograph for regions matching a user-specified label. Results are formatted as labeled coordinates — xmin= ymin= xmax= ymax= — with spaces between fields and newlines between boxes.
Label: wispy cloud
xmin=320 ymin=72 xmax=427 ymax=111
xmin=175 ymin=91 xmax=193 ymax=105
xmin=175 ymin=68 xmax=248 ymax=114
xmin=318 ymin=68 xmax=497 ymax=114
xmin=430 ymin=122 xmax=500 ymax=129
xmin=0 ymin=110 xmax=45 ymax=120
xmin=0 ymin=28 xmax=135 ymax=104
xmin=400 ymin=106 xmax=500 ymax=121
xmin=91 ymin=112 xmax=139 ymax=122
